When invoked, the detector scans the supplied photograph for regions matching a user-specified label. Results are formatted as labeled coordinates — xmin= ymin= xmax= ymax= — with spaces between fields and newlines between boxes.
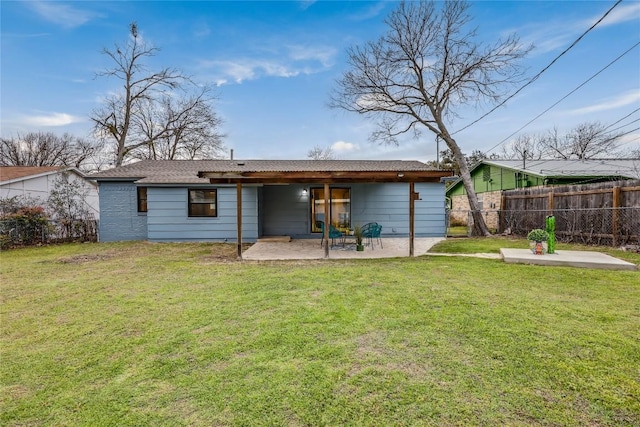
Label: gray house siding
xmin=414 ymin=182 xmax=447 ymax=236
xmin=351 ymin=183 xmax=445 ymax=237
xmin=97 ymin=181 xmax=445 ymax=242
xmin=97 ymin=182 xmax=147 ymax=242
xmin=261 ymin=184 xmax=310 ymax=237
xmin=260 ymin=182 xmax=446 ymax=238
xmin=146 ymin=186 xmax=258 ymax=242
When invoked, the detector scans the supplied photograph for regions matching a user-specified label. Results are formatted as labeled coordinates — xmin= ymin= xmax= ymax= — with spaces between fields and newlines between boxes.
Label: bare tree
xmin=502 ymin=122 xmax=624 ymax=160
xmin=90 ymin=23 xmax=224 ymax=166
xmin=131 ymin=86 xmax=225 ymax=160
xmin=0 ymin=132 xmax=101 ymax=171
xmin=500 ymin=134 xmax=544 ymax=160
xmin=557 ymin=122 xmax=623 ymax=160
xmin=427 ymin=148 xmax=496 ymax=175
xmin=330 ymin=1 xmax=530 ymax=235
xmin=307 ymin=145 xmax=336 ymax=160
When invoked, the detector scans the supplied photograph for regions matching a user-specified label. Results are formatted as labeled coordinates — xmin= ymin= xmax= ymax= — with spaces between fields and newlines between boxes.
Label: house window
xmin=137 ymin=187 xmax=148 ymax=213
xmin=310 ymin=187 xmax=351 ymax=232
xmin=482 ymin=167 xmax=491 ymax=182
xmin=188 ymin=189 xmax=217 ymax=217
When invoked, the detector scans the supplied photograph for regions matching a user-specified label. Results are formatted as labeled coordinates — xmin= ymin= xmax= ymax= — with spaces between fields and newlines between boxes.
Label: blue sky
xmin=1 ymin=0 xmax=639 ymax=163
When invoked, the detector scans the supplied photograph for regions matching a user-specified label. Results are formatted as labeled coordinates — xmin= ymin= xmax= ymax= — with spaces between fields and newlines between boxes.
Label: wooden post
xmin=612 ymin=186 xmax=620 ymax=247
xmin=500 ymin=193 xmax=506 ymax=233
xmin=409 ymin=182 xmax=415 ymax=257
xmin=324 ymin=183 xmax=330 ymax=258
xmin=237 ymin=183 xmax=243 ymax=259
xmin=547 ymin=191 xmax=554 ymax=214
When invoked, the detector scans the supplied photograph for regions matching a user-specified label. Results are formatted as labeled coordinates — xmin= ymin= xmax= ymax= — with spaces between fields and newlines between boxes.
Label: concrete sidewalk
xmin=242 ymin=237 xmax=446 ymax=260
xmin=500 ymin=248 xmax=637 ymax=271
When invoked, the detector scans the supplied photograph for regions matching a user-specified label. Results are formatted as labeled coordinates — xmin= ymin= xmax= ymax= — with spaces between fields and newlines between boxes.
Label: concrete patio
xmin=243 ymin=237 xmax=446 ymax=260
xmin=241 ymin=237 xmax=638 ymax=271
xmin=500 ymin=248 xmax=637 ymax=271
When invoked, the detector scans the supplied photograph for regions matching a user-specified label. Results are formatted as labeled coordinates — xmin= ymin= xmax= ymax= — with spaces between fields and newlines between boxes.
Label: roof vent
xmin=236 ymin=162 xmax=245 ymax=166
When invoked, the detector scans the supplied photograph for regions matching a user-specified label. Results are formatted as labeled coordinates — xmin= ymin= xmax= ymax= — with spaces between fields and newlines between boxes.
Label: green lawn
xmin=1 ymin=241 xmax=639 ymax=426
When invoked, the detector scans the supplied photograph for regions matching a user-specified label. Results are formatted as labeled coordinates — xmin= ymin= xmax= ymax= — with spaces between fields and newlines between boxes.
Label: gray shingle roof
xmin=483 ymin=159 xmax=640 ymax=179
xmin=89 ymin=159 xmax=440 ymax=184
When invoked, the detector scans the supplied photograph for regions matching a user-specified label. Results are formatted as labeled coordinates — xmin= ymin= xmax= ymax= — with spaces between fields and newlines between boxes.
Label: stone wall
xmin=449 ymin=190 xmax=502 ymax=230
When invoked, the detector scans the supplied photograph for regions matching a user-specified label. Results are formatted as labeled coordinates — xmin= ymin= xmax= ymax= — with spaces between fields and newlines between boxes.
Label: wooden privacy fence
xmin=500 ymin=180 xmax=640 ymax=246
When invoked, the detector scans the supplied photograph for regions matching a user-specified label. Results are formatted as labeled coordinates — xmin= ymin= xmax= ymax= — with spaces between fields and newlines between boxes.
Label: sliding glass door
xmin=311 ymin=187 xmax=351 ymax=233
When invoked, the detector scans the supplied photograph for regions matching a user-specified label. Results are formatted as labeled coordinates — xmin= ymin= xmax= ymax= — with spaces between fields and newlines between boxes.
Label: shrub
xmin=527 ymin=228 xmax=549 ymax=242
xmin=0 ymin=197 xmax=50 ymax=248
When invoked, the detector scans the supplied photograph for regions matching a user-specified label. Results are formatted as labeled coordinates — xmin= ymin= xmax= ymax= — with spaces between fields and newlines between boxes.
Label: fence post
xmin=612 ymin=186 xmax=620 ymax=247
xmin=500 ymin=194 xmax=506 ymax=233
xmin=547 ymin=191 xmax=554 ymax=214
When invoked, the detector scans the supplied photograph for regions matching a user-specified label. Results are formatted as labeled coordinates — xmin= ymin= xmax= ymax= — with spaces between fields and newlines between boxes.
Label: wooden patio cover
xmin=198 ymin=168 xmax=451 ymax=259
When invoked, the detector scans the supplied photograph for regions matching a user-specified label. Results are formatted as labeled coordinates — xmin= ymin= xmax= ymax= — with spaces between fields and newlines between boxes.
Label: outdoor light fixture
xmin=397 ymin=172 xmax=405 ymax=178
xmin=302 ymin=188 xmax=308 ymax=195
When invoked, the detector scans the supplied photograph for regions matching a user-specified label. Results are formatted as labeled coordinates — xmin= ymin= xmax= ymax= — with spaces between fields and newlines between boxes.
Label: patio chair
xmin=362 ymin=222 xmax=383 ymax=249
xmin=319 ymin=221 xmax=344 ymax=248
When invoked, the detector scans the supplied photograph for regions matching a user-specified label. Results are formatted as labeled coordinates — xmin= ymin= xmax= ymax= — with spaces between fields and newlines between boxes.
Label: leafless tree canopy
xmin=330 ymin=0 xmax=531 ymax=235
xmin=130 ymin=86 xmax=225 ymax=161
xmin=501 ymin=122 xmax=625 ymax=160
xmin=307 ymin=146 xmax=336 ymax=160
xmin=427 ymin=148 xmax=498 ymax=175
xmin=0 ymin=132 xmax=102 ymax=171
xmin=91 ymin=23 xmax=224 ymax=166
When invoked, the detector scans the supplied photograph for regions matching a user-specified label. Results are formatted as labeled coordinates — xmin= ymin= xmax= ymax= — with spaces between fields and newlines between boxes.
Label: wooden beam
xmin=409 ymin=182 xmax=415 ymax=257
xmin=324 ymin=183 xmax=329 ymax=258
xmin=202 ymin=170 xmax=451 ymax=184
xmin=237 ymin=183 xmax=242 ymax=259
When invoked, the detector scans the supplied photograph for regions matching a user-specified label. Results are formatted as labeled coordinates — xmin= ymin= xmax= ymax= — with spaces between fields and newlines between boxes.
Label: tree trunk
xmin=443 ymin=134 xmax=491 ymax=237
xmin=458 ymin=160 xmax=491 ymax=236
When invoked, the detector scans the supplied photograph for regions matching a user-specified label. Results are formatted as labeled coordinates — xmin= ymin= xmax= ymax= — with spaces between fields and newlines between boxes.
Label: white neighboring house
xmin=0 ymin=166 xmax=99 ymax=218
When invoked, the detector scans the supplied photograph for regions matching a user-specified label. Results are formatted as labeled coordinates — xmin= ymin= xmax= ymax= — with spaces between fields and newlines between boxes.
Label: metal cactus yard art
xmin=546 ymin=215 xmax=556 ymax=254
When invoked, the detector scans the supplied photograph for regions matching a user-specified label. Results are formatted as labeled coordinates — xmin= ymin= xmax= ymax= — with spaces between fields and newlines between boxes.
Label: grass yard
xmin=1 ymin=240 xmax=639 ymax=426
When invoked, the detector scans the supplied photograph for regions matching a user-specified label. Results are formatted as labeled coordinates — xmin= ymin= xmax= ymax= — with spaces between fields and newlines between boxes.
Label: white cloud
xmin=331 ymin=140 xmax=360 ymax=152
xmin=23 ymin=112 xmax=83 ymax=127
xmin=517 ymin=3 xmax=640 ymax=56
xmin=28 ymin=1 xmax=98 ymax=28
xmin=356 ymin=93 xmax=396 ymax=110
xmin=564 ymin=90 xmax=640 ymax=115
xmin=287 ymin=45 xmax=337 ymax=67
xmin=204 ymin=59 xmax=300 ymax=83
xmin=349 ymin=2 xmax=387 ymax=21
xmin=593 ymin=3 xmax=640 ymax=27
xmin=200 ymin=43 xmax=336 ymax=84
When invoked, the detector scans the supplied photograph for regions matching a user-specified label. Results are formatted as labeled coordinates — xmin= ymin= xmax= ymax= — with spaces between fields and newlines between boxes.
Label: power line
xmin=618 ymin=136 xmax=640 ymax=146
xmin=453 ymin=0 xmax=623 ymax=135
xmin=604 ymin=117 xmax=640 ymax=135
xmin=607 ymin=126 xmax=638 ymax=140
xmin=601 ymin=107 xmax=640 ymax=132
xmin=485 ymin=41 xmax=640 ymax=154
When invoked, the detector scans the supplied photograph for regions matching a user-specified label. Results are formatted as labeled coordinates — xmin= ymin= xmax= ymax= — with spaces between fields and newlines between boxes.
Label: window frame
xmin=137 ymin=187 xmax=148 ymax=213
xmin=310 ymin=187 xmax=351 ymax=233
xmin=188 ymin=188 xmax=218 ymax=218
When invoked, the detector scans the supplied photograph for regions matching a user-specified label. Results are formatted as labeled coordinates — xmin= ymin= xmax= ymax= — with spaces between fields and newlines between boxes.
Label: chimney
xmin=230 ymin=149 xmax=234 ymax=161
